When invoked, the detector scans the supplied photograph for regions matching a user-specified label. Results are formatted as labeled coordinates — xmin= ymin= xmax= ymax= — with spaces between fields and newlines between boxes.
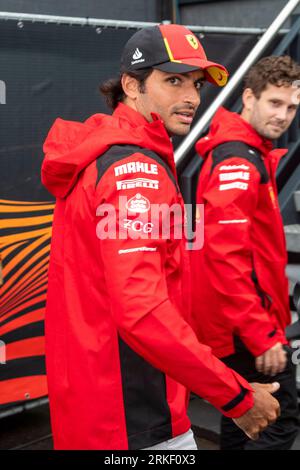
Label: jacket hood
xmin=41 ymin=103 xmax=174 ymax=198
xmin=196 ymin=106 xmax=287 ymax=160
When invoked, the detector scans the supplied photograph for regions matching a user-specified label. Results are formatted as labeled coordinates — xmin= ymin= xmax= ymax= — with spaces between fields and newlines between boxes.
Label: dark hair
xmin=244 ymin=55 xmax=300 ymax=98
xmin=99 ymin=68 xmax=154 ymax=110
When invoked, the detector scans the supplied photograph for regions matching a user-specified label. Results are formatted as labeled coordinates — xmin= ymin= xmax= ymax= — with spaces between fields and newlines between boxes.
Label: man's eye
xmin=195 ymin=81 xmax=204 ymax=90
xmin=168 ymin=77 xmax=181 ymax=85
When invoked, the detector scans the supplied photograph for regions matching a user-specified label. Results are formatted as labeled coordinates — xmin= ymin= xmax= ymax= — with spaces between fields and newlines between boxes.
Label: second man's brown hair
xmin=244 ymin=55 xmax=300 ymax=98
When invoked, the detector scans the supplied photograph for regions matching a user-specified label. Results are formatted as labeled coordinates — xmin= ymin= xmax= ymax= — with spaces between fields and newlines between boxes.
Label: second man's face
xmin=134 ymin=69 xmax=204 ymax=136
xmin=243 ymin=83 xmax=299 ymax=140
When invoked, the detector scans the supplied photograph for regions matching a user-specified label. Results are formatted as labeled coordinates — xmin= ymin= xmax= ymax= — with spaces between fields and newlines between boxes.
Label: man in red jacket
xmin=42 ymin=25 xmax=280 ymax=450
xmin=191 ymin=55 xmax=300 ymax=450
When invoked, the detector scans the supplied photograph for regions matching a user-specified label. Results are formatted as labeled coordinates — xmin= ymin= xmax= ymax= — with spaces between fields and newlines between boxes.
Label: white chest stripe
xmin=219 ymin=164 xmax=250 ymax=171
xmin=219 ymin=171 xmax=250 ymax=182
xmin=218 ymin=219 xmax=248 ymax=224
xmin=219 ymin=182 xmax=249 ymax=191
xmin=118 ymin=246 xmax=157 ymax=255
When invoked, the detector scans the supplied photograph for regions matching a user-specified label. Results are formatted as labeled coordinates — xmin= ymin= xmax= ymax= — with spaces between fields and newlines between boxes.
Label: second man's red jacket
xmin=191 ymin=106 xmax=290 ymax=359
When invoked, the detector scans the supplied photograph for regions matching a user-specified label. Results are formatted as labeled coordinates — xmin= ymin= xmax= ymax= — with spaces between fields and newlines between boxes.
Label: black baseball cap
xmin=120 ymin=24 xmax=228 ymax=86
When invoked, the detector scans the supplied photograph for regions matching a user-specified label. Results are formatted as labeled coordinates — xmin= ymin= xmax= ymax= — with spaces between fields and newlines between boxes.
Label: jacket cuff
xmin=240 ymin=328 xmax=283 ymax=357
xmin=220 ymin=371 xmax=254 ymax=419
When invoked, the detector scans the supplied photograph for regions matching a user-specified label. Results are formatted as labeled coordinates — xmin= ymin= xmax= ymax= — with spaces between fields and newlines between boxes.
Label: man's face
xmin=133 ymin=69 xmax=204 ymax=136
xmin=242 ymin=83 xmax=299 ymax=140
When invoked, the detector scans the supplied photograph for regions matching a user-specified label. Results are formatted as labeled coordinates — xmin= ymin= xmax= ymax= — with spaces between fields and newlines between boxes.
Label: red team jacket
xmin=42 ymin=103 xmax=255 ymax=450
xmin=191 ymin=106 xmax=291 ymax=359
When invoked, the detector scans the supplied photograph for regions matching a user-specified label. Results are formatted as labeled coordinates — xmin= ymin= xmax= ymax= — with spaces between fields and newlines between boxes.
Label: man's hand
xmin=255 ymin=342 xmax=287 ymax=376
xmin=233 ymin=382 xmax=280 ymax=440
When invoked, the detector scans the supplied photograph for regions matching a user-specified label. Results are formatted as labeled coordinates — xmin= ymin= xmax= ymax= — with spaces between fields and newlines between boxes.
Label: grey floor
xmin=0 ymin=403 xmax=53 ymax=450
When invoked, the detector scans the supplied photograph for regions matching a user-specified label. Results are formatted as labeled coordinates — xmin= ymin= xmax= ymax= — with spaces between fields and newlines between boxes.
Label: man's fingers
xmin=263 ymin=350 xmax=273 ymax=375
xmin=245 ymin=419 xmax=268 ymax=440
xmin=233 ymin=420 xmax=260 ymax=441
xmin=269 ymin=381 xmax=280 ymax=393
xmin=269 ymin=350 xmax=277 ymax=375
xmin=265 ymin=350 xmax=286 ymax=376
xmin=278 ymin=351 xmax=288 ymax=372
xmin=255 ymin=356 xmax=263 ymax=372
xmin=276 ymin=402 xmax=281 ymax=418
xmin=271 ymin=350 xmax=284 ymax=375
xmin=245 ymin=430 xmax=259 ymax=441
xmin=256 ymin=343 xmax=287 ymax=376
xmin=251 ymin=381 xmax=280 ymax=393
xmin=233 ymin=383 xmax=281 ymax=442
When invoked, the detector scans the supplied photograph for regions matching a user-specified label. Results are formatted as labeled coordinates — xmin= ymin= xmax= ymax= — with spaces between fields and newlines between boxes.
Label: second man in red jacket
xmin=191 ymin=55 xmax=300 ymax=450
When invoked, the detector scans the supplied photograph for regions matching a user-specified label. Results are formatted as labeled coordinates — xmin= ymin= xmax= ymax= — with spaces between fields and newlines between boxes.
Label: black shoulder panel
xmin=211 ymin=141 xmax=269 ymax=184
xmin=95 ymin=144 xmax=179 ymax=191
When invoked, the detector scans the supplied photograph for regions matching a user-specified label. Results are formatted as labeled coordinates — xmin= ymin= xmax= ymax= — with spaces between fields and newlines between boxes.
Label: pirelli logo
xmin=116 ymin=178 xmax=159 ymax=190
xmin=114 ymin=161 xmax=158 ymax=176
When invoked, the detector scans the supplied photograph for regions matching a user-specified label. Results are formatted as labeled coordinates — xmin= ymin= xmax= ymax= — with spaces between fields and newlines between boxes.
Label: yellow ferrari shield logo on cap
xmin=185 ymin=34 xmax=199 ymax=50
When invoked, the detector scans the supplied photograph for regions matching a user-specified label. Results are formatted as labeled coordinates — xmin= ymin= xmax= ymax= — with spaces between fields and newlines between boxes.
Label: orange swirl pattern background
xmin=0 ymin=199 xmax=54 ymax=408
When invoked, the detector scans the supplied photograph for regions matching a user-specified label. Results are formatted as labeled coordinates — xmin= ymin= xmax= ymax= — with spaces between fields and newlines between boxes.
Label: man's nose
xmin=183 ymin=88 xmax=200 ymax=108
xmin=275 ymin=107 xmax=288 ymax=121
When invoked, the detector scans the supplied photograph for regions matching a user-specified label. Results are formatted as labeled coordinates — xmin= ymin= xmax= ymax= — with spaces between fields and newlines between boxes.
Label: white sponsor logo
xmin=116 ymin=178 xmax=159 ymax=190
xmin=218 ymin=219 xmax=248 ymax=224
xmin=123 ymin=219 xmax=154 ymax=233
xmin=219 ymin=171 xmax=250 ymax=182
xmin=133 ymin=48 xmax=143 ymax=60
xmin=96 ymin=201 xmax=204 ymax=250
xmin=126 ymin=193 xmax=150 ymax=214
xmin=114 ymin=161 xmax=158 ymax=176
xmin=219 ymin=182 xmax=249 ymax=191
xmin=118 ymin=246 xmax=157 ymax=255
xmin=219 ymin=164 xmax=250 ymax=171
xmin=131 ymin=48 xmax=145 ymax=65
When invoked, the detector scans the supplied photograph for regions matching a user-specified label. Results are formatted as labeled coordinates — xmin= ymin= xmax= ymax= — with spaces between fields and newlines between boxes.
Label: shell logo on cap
xmin=185 ymin=34 xmax=199 ymax=50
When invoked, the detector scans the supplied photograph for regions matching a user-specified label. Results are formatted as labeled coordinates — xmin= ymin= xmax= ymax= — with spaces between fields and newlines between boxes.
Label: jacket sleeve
xmin=201 ymin=155 xmax=284 ymax=356
xmin=95 ymin=152 xmax=254 ymax=418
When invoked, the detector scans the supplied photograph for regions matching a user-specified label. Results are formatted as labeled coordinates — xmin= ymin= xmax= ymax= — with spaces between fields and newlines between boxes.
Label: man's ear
xmin=121 ymin=74 xmax=139 ymax=100
xmin=242 ymin=87 xmax=255 ymax=111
